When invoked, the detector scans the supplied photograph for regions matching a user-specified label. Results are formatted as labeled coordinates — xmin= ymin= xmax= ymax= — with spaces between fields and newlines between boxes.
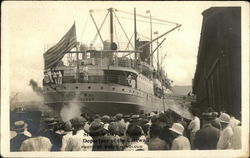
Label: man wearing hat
xmin=41 ymin=117 xmax=62 ymax=151
xmin=169 ymin=123 xmax=191 ymax=150
xmin=115 ymin=113 xmax=126 ymax=136
xmin=60 ymin=121 xmax=73 ymax=151
xmin=194 ymin=112 xmax=220 ymax=150
xmin=89 ymin=119 xmax=122 ymax=151
xmin=217 ymin=113 xmax=234 ymax=149
xmin=65 ymin=117 xmax=93 ymax=151
xmin=10 ymin=120 xmax=30 ymax=151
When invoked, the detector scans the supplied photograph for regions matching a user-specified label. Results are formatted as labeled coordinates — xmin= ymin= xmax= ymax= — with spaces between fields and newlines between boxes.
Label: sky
xmin=2 ymin=1 xmax=240 ymax=101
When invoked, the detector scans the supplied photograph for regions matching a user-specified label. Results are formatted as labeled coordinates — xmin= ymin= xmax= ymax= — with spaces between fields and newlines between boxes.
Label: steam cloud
xmin=29 ymin=79 xmax=43 ymax=96
xmin=60 ymin=93 xmax=82 ymax=122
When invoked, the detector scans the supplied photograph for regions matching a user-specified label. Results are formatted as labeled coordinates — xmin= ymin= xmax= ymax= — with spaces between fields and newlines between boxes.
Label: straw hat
xmin=14 ymin=120 xmax=28 ymax=131
xmin=89 ymin=119 xmax=104 ymax=133
xmin=115 ymin=113 xmax=123 ymax=120
xmin=219 ymin=113 xmax=230 ymax=124
xmin=131 ymin=114 xmax=140 ymax=119
xmin=169 ymin=123 xmax=184 ymax=135
xmin=44 ymin=118 xmax=57 ymax=126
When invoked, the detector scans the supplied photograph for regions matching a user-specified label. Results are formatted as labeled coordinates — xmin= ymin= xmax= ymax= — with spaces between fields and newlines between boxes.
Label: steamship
xmin=43 ymin=8 xmax=193 ymax=119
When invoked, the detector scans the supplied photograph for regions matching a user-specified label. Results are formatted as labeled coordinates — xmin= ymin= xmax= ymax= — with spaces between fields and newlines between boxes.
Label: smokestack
xmin=29 ymin=79 xmax=43 ymax=96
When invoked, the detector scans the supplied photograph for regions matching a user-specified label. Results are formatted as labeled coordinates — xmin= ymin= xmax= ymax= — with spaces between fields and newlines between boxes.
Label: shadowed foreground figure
xmin=10 ymin=121 xmax=30 ymax=151
xmin=147 ymin=124 xmax=169 ymax=150
xmin=124 ymin=124 xmax=148 ymax=151
xmin=194 ymin=112 xmax=220 ymax=150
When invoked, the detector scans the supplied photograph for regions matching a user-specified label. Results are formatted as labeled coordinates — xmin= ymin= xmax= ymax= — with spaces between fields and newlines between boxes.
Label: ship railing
xmin=43 ymin=74 xmax=129 ymax=87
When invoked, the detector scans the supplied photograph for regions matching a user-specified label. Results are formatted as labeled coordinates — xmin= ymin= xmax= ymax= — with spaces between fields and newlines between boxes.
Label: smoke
xmin=29 ymin=79 xmax=43 ymax=97
xmin=60 ymin=93 xmax=82 ymax=122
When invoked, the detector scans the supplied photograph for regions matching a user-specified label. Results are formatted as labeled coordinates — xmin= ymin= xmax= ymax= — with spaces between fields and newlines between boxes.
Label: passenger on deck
xmin=52 ymin=71 xmax=58 ymax=84
xmin=57 ymin=71 xmax=63 ymax=84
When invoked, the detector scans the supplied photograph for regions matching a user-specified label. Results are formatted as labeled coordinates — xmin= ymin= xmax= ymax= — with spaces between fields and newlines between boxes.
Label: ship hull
xmin=43 ymin=83 xmax=193 ymax=119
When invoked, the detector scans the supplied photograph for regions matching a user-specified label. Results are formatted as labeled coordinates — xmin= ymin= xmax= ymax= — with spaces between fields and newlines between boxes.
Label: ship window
xmin=122 ymin=89 xmax=124 ymax=91
xmin=47 ymin=88 xmax=49 ymax=90
xmin=64 ymin=87 xmax=66 ymax=89
xmin=101 ymin=86 xmax=103 ymax=90
xmin=84 ymin=93 xmax=87 ymax=96
xmin=133 ymin=91 xmax=134 ymax=93
xmin=112 ymin=87 xmax=115 ymax=91
xmin=88 ymin=86 xmax=91 ymax=89
xmin=75 ymin=86 xmax=78 ymax=89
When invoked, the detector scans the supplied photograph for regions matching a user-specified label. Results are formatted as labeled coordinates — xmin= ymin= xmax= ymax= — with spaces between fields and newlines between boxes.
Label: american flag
xmin=44 ymin=23 xmax=77 ymax=69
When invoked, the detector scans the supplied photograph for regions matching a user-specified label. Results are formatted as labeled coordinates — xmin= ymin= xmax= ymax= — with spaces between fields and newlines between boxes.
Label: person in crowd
xmin=176 ymin=116 xmax=188 ymax=137
xmin=10 ymin=120 xmax=30 ymax=151
xmin=64 ymin=117 xmax=93 ymax=151
xmin=41 ymin=117 xmax=62 ymax=151
xmin=147 ymin=124 xmax=169 ymax=150
xmin=89 ymin=119 xmax=122 ymax=151
xmin=211 ymin=112 xmax=221 ymax=130
xmin=19 ymin=125 xmax=52 ymax=152
xmin=231 ymin=121 xmax=241 ymax=149
xmin=115 ymin=113 xmax=126 ymax=136
xmin=188 ymin=109 xmax=200 ymax=149
xmin=124 ymin=124 xmax=148 ymax=151
xmin=194 ymin=112 xmax=220 ymax=150
xmin=124 ymin=115 xmax=130 ymax=131
xmin=217 ymin=113 xmax=234 ymax=149
xmin=60 ymin=121 xmax=73 ymax=151
xmin=101 ymin=115 xmax=110 ymax=132
xmin=169 ymin=123 xmax=191 ymax=150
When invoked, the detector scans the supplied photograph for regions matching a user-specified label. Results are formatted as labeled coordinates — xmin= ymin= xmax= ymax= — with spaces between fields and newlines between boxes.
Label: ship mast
xmin=134 ymin=8 xmax=137 ymax=60
xmin=109 ymin=8 xmax=114 ymax=44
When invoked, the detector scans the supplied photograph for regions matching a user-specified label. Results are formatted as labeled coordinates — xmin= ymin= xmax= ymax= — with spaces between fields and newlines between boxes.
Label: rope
xmin=80 ymin=16 xmax=89 ymax=42
xmin=115 ymin=9 xmax=179 ymax=26
xmin=116 ymin=15 xmax=172 ymax=26
xmin=114 ymin=12 xmax=134 ymax=50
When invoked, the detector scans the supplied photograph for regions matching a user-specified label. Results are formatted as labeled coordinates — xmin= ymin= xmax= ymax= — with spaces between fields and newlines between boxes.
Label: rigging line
xmin=115 ymin=9 xmax=179 ymax=26
xmin=113 ymin=12 xmax=134 ymax=50
xmin=117 ymin=15 xmax=172 ymax=26
xmin=80 ymin=16 xmax=90 ymax=42
xmin=91 ymin=11 xmax=109 ymax=44
xmin=125 ymin=34 xmax=134 ymax=51
xmin=114 ymin=17 xmax=119 ymax=47
xmin=89 ymin=10 xmax=109 ymax=45
xmin=138 ymin=33 xmax=150 ymax=40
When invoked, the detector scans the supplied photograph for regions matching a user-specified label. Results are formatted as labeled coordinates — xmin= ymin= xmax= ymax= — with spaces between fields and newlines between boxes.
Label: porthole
xmin=101 ymin=87 xmax=103 ymax=90
xmin=88 ymin=86 xmax=91 ymax=89
xmin=75 ymin=86 xmax=78 ymax=89
xmin=112 ymin=87 xmax=115 ymax=91
xmin=122 ymin=89 xmax=124 ymax=91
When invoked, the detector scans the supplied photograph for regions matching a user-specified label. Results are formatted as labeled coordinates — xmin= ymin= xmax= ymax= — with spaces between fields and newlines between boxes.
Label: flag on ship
xmin=44 ymin=23 xmax=77 ymax=69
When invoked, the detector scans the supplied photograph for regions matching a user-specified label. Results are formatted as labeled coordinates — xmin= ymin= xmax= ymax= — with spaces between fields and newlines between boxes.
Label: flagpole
xmin=74 ymin=21 xmax=79 ymax=83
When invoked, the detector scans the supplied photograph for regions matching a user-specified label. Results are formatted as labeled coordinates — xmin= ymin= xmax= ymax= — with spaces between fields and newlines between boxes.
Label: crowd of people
xmin=10 ymin=108 xmax=241 ymax=152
